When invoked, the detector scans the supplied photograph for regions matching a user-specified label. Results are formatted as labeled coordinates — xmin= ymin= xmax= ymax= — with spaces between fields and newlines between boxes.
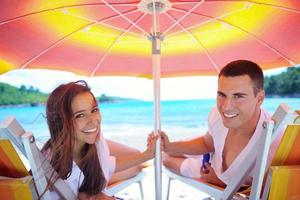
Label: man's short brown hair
xmin=219 ymin=60 xmax=264 ymax=95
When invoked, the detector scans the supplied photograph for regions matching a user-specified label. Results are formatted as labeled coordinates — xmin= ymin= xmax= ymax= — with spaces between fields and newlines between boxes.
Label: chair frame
xmin=0 ymin=117 xmax=76 ymax=200
xmin=106 ymin=170 xmax=145 ymax=199
xmin=0 ymin=139 xmax=38 ymax=200
xmin=261 ymin=113 xmax=300 ymax=199
xmin=1 ymin=116 xmax=146 ymax=200
xmin=164 ymin=103 xmax=296 ymax=200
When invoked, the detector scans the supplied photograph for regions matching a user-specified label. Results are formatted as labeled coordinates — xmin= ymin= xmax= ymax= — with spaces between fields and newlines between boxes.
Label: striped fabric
xmin=268 ymin=165 xmax=300 ymax=200
xmin=0 ymin=139 xmax=35 ymax=200
xmin=0 ymin=140 xmax=29 ymax=178
xmin=271 ymin=124 xmax=300 ymax=166
xmin=267 ymin=111 xmax=300 ymax=199
xmin=0 ymin=176 xmax=34 ymax=200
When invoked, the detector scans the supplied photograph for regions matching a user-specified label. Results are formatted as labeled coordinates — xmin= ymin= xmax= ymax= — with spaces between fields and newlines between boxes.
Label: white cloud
xmin=0 ymin=69 xmax=78 ymax=93
xmin=264 ymin=67 xmax=287 ymax=76
xmin=0 ymin=67 xmax=286 ymax=100
xmin=0 ymin=69 xmax=218 ymax=100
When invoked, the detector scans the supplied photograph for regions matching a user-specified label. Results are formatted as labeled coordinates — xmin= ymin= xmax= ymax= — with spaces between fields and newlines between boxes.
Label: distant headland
xmin=0 ymin=66 xmax=299 ymax=107
xmin=0 ymin=83 xmax=140 ymax=108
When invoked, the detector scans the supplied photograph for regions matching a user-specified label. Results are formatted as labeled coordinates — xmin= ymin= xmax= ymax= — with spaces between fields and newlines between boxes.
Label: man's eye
xmin=233 ymin=94 xmax=243 ymax=99
xmin=217 ymin=93 xmax=225 ymax=98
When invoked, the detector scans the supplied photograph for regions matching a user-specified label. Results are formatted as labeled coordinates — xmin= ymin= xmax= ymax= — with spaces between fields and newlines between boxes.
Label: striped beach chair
xmin=260 ymin=110 xmax=300 ymax=200
xmin=0 ymin=116 xmax=146 ymax=199
xmin=0 ymin=139 xmax=37 ymax=200
xmin=0 ymin=117 xmax=76 ymax=200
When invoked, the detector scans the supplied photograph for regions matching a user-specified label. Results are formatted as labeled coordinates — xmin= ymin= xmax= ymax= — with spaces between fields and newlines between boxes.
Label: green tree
xmin=264 ymin=66 xmax=300 ymax=96
xmin=19 ymin=85 xmax=26 ymax=92
xmin=0 ymin=82 xmax=48 ymax=106
xmin=28 ymin=86 xmax=35 ymax=92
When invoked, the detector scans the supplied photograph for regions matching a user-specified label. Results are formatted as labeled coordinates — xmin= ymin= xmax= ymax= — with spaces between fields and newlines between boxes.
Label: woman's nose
xmin=86 ymin=113 xmax=98 ymax=123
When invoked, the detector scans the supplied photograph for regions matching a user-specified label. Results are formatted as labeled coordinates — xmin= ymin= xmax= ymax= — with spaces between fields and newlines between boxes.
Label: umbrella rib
xmin=247 ymin=0 xmax=300 ymax=14
xmin=168 ymin=6 xmax=245 ymax=37
xmin=90 ymin=12 xmax=148 ymax=77
xmin=102 ymin=0 xmax=150 ymax=37
xmin=173 ymin=0 xmax=300 ymax=13
xmin=19 ymin=11 xmax=142 ymax=69
xmin=66 ymin=8 xmax=145 ymax=38
xmin=87 ymin=31 xmax=145 ymax=41
xmin=152 ymin=0 xmax=158 ymax=33
xmin=0 ymin=2 xmax=139 ymax=26
xmin=1 ymin=1 xmax=298 ymax=26
xmin=18 ymin=25 xmax=90 ymax=69
xmin=162 ymin=0 xmax=205 ymax=37
xmin=225 ymin=24 xmax=296 ymax=66
xmin=169 ymin=7 xmax=296 ymax=66
xmin=172 ymin=1 xmax=203 ymax=5
xmin=164 ymin=11 xmax=219 ymax=73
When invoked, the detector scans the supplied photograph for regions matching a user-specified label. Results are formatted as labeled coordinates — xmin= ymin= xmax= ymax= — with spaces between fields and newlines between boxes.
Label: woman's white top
xmin=49 ymin=132 xmax=116 ymax=199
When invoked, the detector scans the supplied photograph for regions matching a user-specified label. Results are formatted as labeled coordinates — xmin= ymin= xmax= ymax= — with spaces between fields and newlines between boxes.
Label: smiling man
xmin=160 ymin=60 xmax=269 ymax=187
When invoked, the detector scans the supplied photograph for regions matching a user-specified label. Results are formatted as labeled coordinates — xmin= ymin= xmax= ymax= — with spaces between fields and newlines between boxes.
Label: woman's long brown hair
xmin=42 ymin=80 xmax=106 ymax=195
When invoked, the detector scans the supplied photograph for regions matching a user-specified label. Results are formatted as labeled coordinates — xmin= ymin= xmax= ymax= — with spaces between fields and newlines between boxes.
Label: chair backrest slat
xmin=0 ymin=116 xmax=78 ymax=200
xmin=0 ymin=116 xmax=26 ymax=155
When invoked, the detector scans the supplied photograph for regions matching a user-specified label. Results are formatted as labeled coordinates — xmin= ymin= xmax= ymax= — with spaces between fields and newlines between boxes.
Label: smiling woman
xmin=40 ymin=80 xmax=158 ymax=199
xmin=42 ymin=80 xmax=108 ymax=198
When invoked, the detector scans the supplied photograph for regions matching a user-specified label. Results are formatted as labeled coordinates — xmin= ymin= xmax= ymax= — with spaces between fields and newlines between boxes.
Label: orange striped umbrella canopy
xmin=1 ymin=0 xmax=300 ymax=77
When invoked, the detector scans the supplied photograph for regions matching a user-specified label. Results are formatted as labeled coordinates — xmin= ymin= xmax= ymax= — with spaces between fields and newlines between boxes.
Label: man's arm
xmin=200 ymin=163 xmax=226 ymax=188
xmin=161 ymin=131 xmax=214 ymax=155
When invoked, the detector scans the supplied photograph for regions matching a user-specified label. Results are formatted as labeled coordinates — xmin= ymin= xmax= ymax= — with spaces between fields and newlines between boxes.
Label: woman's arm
xmin=113 ymin=135 xmax=157 ymax=172
xmin=106 ymin=139 xmax=145 ymax=184
xmin=106 ymin=139 xmax=140 ymax=156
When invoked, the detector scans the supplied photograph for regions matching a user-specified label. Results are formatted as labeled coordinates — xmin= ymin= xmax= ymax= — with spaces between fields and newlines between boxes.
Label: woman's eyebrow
xmin=73 ymin=110 xmax=85 ymax=115
xmin=92 ymin=104 xmax=99 ymax=109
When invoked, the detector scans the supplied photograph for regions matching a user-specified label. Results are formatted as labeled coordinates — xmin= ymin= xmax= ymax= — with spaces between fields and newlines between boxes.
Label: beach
xmin=112 ymin=165 xmax=210 ymax=200
xmin=0 ymin=98 xmax=299 ymax=199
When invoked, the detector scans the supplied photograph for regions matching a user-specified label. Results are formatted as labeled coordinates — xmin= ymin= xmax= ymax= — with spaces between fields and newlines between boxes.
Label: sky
xmin=0 ymin=67 xmax=288 ymax=101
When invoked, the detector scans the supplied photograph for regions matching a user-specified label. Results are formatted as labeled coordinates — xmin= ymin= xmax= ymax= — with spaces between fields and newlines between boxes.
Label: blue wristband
xmin=202 ymin=153 xmax=210 ymax=169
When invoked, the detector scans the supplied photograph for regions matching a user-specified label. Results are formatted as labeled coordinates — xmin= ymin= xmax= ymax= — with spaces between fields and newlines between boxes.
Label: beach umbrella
xmin=1 ymin=1 xmax=300 ymax=199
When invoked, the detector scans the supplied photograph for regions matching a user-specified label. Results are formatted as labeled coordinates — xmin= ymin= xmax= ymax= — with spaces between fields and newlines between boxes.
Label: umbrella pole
xmin=153 ymin=37 xmax=162 ymax=199
xmin=152 ymin=8 xmax=162 ymax=200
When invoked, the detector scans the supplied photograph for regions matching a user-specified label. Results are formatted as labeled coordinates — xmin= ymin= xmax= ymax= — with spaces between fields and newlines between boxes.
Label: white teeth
xmin=223 ymin=113 xmax=238 ymax=118
xmin=83 ymin=127 xmax=97 ymax=133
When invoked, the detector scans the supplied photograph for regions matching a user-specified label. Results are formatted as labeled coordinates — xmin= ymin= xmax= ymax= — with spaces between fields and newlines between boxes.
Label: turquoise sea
xmin=0 ymin=98 xmax=299 ymax=150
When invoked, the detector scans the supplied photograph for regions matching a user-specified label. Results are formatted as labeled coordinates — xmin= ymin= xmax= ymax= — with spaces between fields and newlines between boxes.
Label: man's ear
xmin=257 ymin=90 xmax=265 ymax=105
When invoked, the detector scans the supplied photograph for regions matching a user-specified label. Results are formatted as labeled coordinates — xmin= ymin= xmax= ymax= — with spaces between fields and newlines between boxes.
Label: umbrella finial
xmin=138 ymin=0 xmax=171 ymax=14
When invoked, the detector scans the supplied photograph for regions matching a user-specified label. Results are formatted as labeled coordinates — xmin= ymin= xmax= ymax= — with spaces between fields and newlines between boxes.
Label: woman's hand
xmin=147 ymin=130 xmax=168 ymax=150
xmin=145 ymin=132 xmax=159 ymax=159
xmin=200 ymin=163 xmax=226 ymax=188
